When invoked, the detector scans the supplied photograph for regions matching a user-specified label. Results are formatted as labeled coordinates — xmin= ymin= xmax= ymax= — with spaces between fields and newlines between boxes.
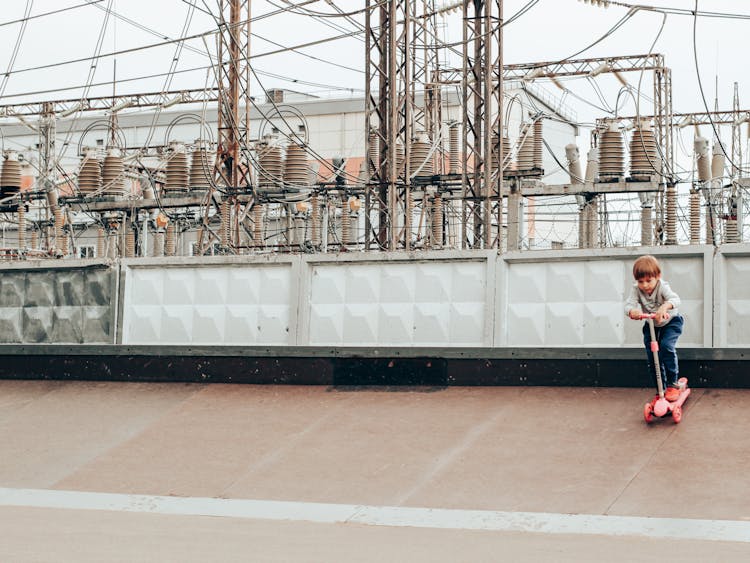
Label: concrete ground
xmin=0 ymin=380 xmax=748 ymax=562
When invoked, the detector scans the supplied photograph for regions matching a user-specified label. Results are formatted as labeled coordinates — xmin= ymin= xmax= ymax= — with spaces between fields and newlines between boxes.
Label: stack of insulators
xmin=17 ymin=204 xmax=25 ymax=248
xmin=257 ymin=142 xmax=283 ymax=191
xmin=78 ymin=152 xmax=102 ymax=195
xmin=310 ymin=195 xmax=319 ymax=247
xmin=368 ymin=129 xmax=380 ymax=176
xmin=629 ymin=121 xmax=658 ymax=179
xmin=598 ymin=122 xmax=625 ymax=181
xmin=340 ymin=200 xmax=350 ymax=245
xmin=666 ymin=185 xmax=677 ymax=245
xmin=102 ymin=150 xmax=125 ymax=196
xmin=54 ymin=207 xmax=67 ymax=255
xmin=689 ymin=189 xmax=700 ymax=244
xmin=449 ymin=124 xmax=460 ymax=174
xmin=253 ymin=203 xmax=264 ymax=246
xmin=189 ymin=144 xmax=213 ymax=191
xmin=395 ymin=142 xmax=405 ymax=179
xmin=165 ymin=224 xmax=176 ymax=256
xmin=409 ymin=133 xmax=433 ymax=177
xmin=165 ymin=145 xmax=189 ymax=195
xmin=220 ymin=200 xmax=231 ymax=246
xmin=432 ymin=193 xmax=443 ymax=248
xmin=516 ymin=123 xmax=534 ymax=170
xmin=125 ymin=229 xmax=135 ymax=258
xmin=533 ymin=120 xmax=543 ymax=169
xmin=284 ymin=143 xmax=309 ymax=189
xmin=0 ymin=152 xmax=22 ymax=197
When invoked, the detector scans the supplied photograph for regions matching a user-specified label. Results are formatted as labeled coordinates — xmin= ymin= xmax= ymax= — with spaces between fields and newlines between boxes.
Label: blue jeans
xmin=643 ymin=315 xmax=683 ymax=388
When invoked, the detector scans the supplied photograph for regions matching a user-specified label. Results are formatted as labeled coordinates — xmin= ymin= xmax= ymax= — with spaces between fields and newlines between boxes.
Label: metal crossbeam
xmin=0 ymin=89 xmax=219 ymax=118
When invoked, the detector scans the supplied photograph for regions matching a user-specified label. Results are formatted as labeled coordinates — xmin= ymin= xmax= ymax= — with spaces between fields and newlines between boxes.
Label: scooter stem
xmin=647 ymin=317 xmax=664 ymax=398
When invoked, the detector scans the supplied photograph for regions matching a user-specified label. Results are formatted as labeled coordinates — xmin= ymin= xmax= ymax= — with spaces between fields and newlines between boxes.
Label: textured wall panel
xmin=720 ymin=255 xmax=750 ymax=346
xmin=308 ymin=261 xmax=487 ymax=346
xmin=0 ymin=266 xmax=114 ymax=344
xmin=505 ymin=255 xmax=706 ymax=347
xmin=122 ymin=265 xmax=293 ymax=345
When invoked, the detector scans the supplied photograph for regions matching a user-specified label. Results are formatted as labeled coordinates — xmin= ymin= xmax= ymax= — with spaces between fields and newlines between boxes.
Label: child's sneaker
xmin=665 ymin=386 xmax=681 ymax=401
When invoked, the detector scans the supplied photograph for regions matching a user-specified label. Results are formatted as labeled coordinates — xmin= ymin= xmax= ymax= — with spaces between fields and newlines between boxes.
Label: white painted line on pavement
xmin=0 ymin=487 xmax=748 ymax=543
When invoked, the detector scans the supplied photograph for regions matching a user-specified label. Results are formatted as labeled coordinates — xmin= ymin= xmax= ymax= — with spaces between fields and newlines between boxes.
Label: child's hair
xmin=633 ymin=255 xmax=661 ymax=279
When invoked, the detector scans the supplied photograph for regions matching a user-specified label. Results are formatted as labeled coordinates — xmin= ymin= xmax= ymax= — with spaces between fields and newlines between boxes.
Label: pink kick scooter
xmin=638 ymin=313 xmax=690 ymax=423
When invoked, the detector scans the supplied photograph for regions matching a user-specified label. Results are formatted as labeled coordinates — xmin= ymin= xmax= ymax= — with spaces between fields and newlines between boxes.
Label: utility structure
xmin=462 ymin=0 xmax=503 ymax=250
xmin=364 ymin=0 xmax=504 ymax=251
xmin=365 ymin=0 xmax=413 ymax=251
xmin=198 ymin=0 xmax=252 ymax=254
xmin=506 ymin=53 xmax=674 ymax=247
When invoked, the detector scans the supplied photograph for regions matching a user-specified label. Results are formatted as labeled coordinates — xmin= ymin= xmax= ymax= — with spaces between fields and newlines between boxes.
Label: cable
xmin=692 ymin=0 xmax=738 ymax=174
xmin=0 ymin=0 xmax=34 ymax=98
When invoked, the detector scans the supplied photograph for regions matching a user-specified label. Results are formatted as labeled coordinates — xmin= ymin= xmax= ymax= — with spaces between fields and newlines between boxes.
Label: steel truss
xmin=462 ymin=0 xmax=503 ymax=250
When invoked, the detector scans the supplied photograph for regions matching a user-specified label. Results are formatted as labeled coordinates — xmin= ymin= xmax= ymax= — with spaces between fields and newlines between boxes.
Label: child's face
xmin=637 ymin=274 xmax=660 ymax=295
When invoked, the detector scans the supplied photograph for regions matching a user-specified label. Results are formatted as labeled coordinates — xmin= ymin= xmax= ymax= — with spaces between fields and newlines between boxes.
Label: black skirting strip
xmin=0 ymin=352 xmax=747 ymax=388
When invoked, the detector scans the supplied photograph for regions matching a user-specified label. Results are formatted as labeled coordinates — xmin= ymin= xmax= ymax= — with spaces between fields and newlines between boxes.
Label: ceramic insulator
xmin=666 ymin=185 xmax=677 ymax=245
xmin=0 ymin=152 xmax=22 ymax=197
xmin=165 ymin=224 xmax=176 ymax=256
xmin=449 ymin=123 xmax=460 ymax=174
xmin=689 ymin=190 xmax=701 ymax=244
xmin=17 ymin=204 xmax=25 ymax=249
xmin=598 ymin=122 xmax=624 ymax=181
xmin=432 ymin=193 xmax=443 ymax=248
xmin=77 ymin=151 xmax=102 ymax=195
xmin=102 ymin=150 xmax=126 ymax=196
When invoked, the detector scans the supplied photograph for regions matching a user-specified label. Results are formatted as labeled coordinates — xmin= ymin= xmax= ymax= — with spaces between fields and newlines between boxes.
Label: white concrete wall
xmin=114 ymin=246 xmax=743 ymax=349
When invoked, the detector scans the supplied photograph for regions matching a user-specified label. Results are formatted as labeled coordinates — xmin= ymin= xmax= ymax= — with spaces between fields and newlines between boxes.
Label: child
xmin=624 ymin=255 xmax=683 ymax=401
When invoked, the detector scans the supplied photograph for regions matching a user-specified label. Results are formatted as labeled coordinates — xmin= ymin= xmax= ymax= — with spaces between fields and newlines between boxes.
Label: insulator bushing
xmin=516 ymin=123 xmax=534 ymax=170
xmin=189 ymin=143 xmax=213 ymax=191
xmin=1 ymin=152 xmax=22 ymax=197
xmin=449 ymin=123 xmax=460 ymax=174
xmin=689 ymin=189 xmax=701 ymax=244
xmin=102 ymin=150 xmax=126 ymax=196
xmin=599 ymin=122 xmax=624 ymax=181
xmin=629 ymin=121 xmax=659 ymax=179
xmin=409 ymin=133 xmax=433 ymax=178
xmin=533 ymin=120 xmax=543 ymax=169
xmin=165 ymin=144 xmax=189 ymax=194
xmin=257 ymin=141 xmax=283 ymax=191
xmin=284 ymin=143 xmax=309 ymax=188
xmin=78 ymin=151 xmax=102 ymax=195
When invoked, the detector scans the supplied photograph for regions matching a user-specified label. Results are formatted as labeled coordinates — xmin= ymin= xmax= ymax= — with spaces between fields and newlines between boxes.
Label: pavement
xmin=1 ymin=380 xmax=749 ymax=562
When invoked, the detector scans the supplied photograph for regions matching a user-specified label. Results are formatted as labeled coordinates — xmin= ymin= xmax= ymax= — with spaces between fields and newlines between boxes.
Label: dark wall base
xmin=0 ymin=347 xmax=747 ymax=388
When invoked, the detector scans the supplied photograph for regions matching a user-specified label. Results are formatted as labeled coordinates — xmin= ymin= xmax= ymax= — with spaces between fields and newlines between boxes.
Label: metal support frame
xmin=365 ymin=0 xmax=411 ymax=251
xmin=198 ymin=0 xmax=251 ymax=255
xmin=461 ymin=0 xmax=502 ymax=250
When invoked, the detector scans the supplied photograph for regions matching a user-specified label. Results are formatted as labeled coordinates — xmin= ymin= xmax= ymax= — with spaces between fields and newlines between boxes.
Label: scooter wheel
xmin=672 ymin=405 xmax=682 ymax=423
xmin=644 ymin=402 xmax=654 ymax=423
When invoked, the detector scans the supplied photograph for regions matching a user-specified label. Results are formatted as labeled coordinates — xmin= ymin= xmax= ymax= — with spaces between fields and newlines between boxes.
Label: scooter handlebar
xmin=638 ymin=313 xmax=657 ymax=320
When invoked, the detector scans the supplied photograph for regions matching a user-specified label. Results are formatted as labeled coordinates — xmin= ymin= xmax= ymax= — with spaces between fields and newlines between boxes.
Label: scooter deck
xmin=644 ymin=377 xmax=690 ymax=423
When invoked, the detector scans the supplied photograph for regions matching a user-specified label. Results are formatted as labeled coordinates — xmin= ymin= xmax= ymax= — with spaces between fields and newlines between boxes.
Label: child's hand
xmin=629 ymin=309 xmax=642 ymax=320
xmin=656 ymin=305 xmax=670 ymax=322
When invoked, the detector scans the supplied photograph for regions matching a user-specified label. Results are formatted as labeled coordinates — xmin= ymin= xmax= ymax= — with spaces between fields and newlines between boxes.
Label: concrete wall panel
xmin=307 ymin=257 xmax=489 ymax=346
xmin=0 ymin=262 xmax=115 ymax=344
xmin=715 ymin=247 xmax=750 ymax=347
xmin=121 ymin=260 xmax=295 ymax=345
xmin=503 ymin=248 xmax=710 ymax=348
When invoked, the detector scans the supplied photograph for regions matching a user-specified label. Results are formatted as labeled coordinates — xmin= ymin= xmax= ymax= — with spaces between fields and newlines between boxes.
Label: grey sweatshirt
xmin=624 ymin=279 xmax=681 ymax=327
